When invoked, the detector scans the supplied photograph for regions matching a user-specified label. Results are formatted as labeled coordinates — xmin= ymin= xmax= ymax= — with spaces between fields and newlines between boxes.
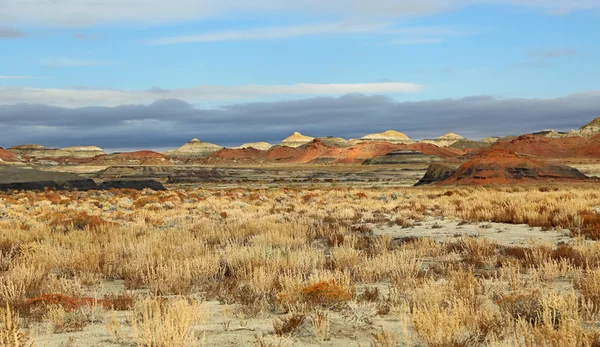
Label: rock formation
xmin=0 ymin=166 xmax=97 ymax=191
xmin=435 ymin=149 xmax=587 ymax=185
xmin=84 ymin=151 xmax=173 ymax=166
xmin=415 ymin=163 xmax=459 ymax=186
xmin=0 ymin=166 xmax=167 ymax=191
xmin=481 ymin=137 xmax=501 ymax=143
xmin=167 ymin=138 xmax=223 ymax=157
xmin=98 ymin=179 xmax=166 ymax=191
xmin=237 ymin=142 xmax=273 ymax=151
xmin=570 ymin=117 xmax=600 ymax=137
xmin=280 ymin=132 xmax=314 ymax=148
xmin=363 ymin=150 xmax=442 ymax=165
xmin=354 ymin=130 xmax=414 ymax=144
xmin=315 ymin=137 xmax=351 ymax=148
xmin=482 ymin=134 xmax=600 ymax=159
xmin=62 ymin=146 xmax=105 ymax=158
xmin=449 ymin=139 xmax=491 ymax=150
xmin=421 ymin=133 xmax=465 ymax=147
xmin=7 ymin=144 xmax=104 ymax=158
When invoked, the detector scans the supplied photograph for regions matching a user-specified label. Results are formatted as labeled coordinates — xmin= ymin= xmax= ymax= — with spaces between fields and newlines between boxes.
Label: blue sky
xmin=0 ymin=1 xmax=599 ymax=148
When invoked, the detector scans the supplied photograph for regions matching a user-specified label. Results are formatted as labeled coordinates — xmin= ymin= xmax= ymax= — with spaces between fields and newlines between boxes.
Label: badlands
xmin=3 ymin=118 xmax=600 ymax=347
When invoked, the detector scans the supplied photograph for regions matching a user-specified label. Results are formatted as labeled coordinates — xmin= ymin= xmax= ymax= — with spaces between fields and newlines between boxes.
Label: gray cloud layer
xmin=0 ymin=26 xmax=24 ymax=38
xmin=0 ymin=92 xmax=598 ymax=150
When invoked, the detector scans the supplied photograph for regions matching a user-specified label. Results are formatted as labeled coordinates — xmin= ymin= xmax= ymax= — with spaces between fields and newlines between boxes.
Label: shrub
xmin=301 ymin=280 xmax=351 ymax=307
xmin=0 ymin=304 xmax=30 ymax=346
xmin=130 ymin=298 xmax=208 ymax=347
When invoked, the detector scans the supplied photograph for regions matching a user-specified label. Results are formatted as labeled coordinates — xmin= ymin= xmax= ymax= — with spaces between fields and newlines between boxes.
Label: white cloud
xmin=0 ymin=82 xmax=423 ymax=107
xmin=148 ymin=21 xmax=392 ymax=44
xmin=1 ymin=1 xmax=598 ymax=27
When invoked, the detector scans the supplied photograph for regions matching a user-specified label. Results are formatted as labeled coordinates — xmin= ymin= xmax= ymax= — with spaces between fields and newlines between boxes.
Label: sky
xmin=1 ymin=0 xmax=599 ymax=150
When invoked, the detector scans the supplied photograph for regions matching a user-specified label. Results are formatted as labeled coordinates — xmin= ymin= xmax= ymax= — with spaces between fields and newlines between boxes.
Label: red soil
xmin=314 ymin=142 xmax=464 ymax=164
xmin=0 ymin=148 xmax=21 ymax=162
xmin=440 ymin=149 xmax=587 ymax=185
xmin=483 ymin=134 xmax=600 ymax=159
xmin=293 ymin=140 xmax=336 ymax=163
xmin=266 ymin=146 xmax=302 ymax=161
xmin=406 ymin=143 xmax=465 ymax=158
xmin=83 ymin=150 xmax=172 ymax=166
xmin=27 ymin=294 xmax=113 ymax=310
xmin=205 ymin=140 xmax=467 ymax=165
xmin=209 ymin=148 xmax=268 ymax=160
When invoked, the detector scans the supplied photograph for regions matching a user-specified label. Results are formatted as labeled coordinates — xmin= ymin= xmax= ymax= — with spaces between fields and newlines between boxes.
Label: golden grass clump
xmin=130 ymin=298 xmax=208 ymax=347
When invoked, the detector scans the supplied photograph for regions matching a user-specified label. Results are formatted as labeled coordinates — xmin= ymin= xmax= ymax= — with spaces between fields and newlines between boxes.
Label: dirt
xmin=479 ymin=134 xmax=600 ymax=159
xmin=82 ymin=151 xmax=173 ymax=166
xmin=374 ymin=217 xmax=573 ymax=247
xmin=438 ymin=149 xmax=588 ymax=185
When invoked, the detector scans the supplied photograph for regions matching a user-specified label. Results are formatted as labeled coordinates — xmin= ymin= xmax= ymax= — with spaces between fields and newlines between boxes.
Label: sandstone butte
xmin=168 ymin=138 xmax=224 ymax=157
xmin=356 ymin=130 xmax=414 ymax=144
xmin=236 ymin=142 xmax=273 ymax=151
xmin=420 ymin=132 xmax=465 ymax=147
xmin=439 ymin=149 xmax=587 ymax=185
xmin=279 ymin=132 xmax=315 ymax=148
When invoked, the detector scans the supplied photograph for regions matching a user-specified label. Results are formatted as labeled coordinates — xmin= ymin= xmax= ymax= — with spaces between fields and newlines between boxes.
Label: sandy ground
xmin=29 ymin=220 xmax=579 ymax=347
xmin=374 ymin=217 xmax=573 ymax=247
xmin=31 ymin=296 xmax=413 ymax=347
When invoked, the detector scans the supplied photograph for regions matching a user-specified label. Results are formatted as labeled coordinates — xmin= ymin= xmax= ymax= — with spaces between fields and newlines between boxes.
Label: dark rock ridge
xmin=99 ymin=179 xmax=166 ymax=191
xmin=414 ymin=163 xmax=459 ymax=186
xmin=363 ymin=150 xmax=442 ymax=165
xmin=0 ymin=167 xmax=97 ymax=191
xmin=0 ymin=166 xmax=165 ymax=191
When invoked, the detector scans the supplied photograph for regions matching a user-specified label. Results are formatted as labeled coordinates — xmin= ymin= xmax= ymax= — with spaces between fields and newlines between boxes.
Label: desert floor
xmin=2 ymin=182 xmax=600 ymax=346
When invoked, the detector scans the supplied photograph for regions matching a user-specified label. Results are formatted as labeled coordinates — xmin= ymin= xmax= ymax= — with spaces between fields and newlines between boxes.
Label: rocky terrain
xmin=0 ymin=166 xmax=165 ymax=191
xmin=8 ymin=144 xmax=104 ymax=159
xmin=2 ymin=117 xmax=600 ymax=188
xmin=362 ymin=150 xmax=442 ymax=165
xmin=279 ymin=132 xmax=314 ymax=147
xmin=236 ymin=142 xmax=273 ymax=150
xmin=353 ymin=130 xmax=414 ymax=144
xmin=429 ymin=149 xmax=588 ymax=185
xmin=420 ymin=132 xmax=465 ymax=147
xmin=166 ymin=138 xmax=223 ymax=158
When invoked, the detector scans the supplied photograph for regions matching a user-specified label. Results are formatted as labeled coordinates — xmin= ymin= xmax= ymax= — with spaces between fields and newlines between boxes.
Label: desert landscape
xmin=3 ymin=3 xmax=600 ymax=345
xmin=2 ymin=118 xmax=600 ymax=346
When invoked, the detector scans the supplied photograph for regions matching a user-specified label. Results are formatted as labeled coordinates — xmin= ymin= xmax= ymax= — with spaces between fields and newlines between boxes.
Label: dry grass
xmin=0 ymin=185 xmax=600 ymax=345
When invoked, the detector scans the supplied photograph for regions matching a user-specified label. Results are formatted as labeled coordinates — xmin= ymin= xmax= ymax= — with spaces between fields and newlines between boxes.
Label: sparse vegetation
xmin=1 ymin=185 xmax=600 ymax=345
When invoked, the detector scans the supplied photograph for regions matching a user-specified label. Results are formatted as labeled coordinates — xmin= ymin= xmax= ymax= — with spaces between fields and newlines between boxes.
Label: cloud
xmin=0 ymin=26 xmax=24 ymax=38
xmin=150 ymin=21 xmax=467 ymax=45
xmin=2 ymin=1 xmax=599 ymax=27
xmin=148 ymin=21 xmax=392 ymax=44
xmin=512 ymin=48 xmax=579 ymax=68
xmin=0 ymin=82 xmax=423 ymax=107
xmin=0 ymin=91 xmax=599 ymax=150
xmin=43 ymin=58 xmax=111 ymax=68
